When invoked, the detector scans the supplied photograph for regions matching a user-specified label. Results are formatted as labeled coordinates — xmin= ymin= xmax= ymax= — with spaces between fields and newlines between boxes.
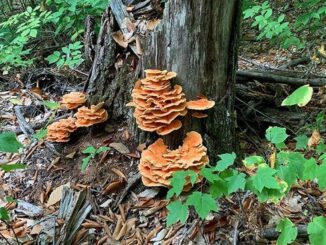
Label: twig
xmin=233 ymin=220 xmax=239 ymax=245
xmin=4 ymin=220 xmax=20 ymax=245
xmin=0 ymin=231 xmax=11 ymax=245
xmin=279 ymin=56 xmax=310 ymax=69
xmin=14 ymin=106 xmax=34 ymax=138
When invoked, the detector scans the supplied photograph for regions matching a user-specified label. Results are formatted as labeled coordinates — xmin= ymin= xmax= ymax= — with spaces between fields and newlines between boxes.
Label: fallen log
xmin=237 ymin=70 xmax=326 ymax=86
xmin=262 ymin=224 xmax=307 ymax=240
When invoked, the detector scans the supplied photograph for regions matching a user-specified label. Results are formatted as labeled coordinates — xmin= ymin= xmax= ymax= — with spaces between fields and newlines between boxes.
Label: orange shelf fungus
xmin=75 ymin=103 xmax=108 ymax=127
xmin=129 ymin=69 xmax=187 ymax=135
xmin=47 ymin=117 xmax=77 ymax=142
xmin=139 ymin=131 xmax=208 ymax=189
xmin=61 ymin=92 xmax=86 ymax=109
xmin=186 ymin=98 xmax=215 ymax=110
xmin=191 ymin=112 xmax=208 ymax=118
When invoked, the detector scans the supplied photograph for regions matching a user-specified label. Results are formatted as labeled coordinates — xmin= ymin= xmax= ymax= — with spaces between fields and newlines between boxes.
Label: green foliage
xmin=81 ymin=146 xmax=109 ymax=171
xmin=294 ymin=134 xmax=308 ymax=150
xmin=281 ymin=85 xmax=313 ymax=107
xmin=243 ymin=0 xmax=326 ymax=49
xmin=0 ymin=132 xmax=23 ymax=153
xmin=42 ymin=100 xmax=61 ymax=110
xmin=33 ymin=128 xmax=48 ymax=141
xmin=166 ymin=200 xmax=188 ymax=226
xmin=0 ymin=207 xmax=10 ymax=221
xmin=0 ymin=163 xmax=26 ymax=172
xmin=46 ymin=41 xmax=84 ymax=68
xmin=307 ymin=216 xmax=326 ymax=245
xmin=215 ymin=152 xmax=237 ymax=171
xmin=186 ymin=192 xmax=218 ymax=219
xmin=276 ymin=218 xmax=298 ymax=245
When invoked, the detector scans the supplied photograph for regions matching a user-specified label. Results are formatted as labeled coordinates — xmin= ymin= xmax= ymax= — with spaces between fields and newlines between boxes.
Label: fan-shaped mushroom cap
xmin=186 ymin=98 xmax=215 ymax=110
xmin=75 ymin=103 xmax=108 ymax=127
xmin=47 ymin=117 xmax=77 ymax=142
xmin=139 ymin=131 xmax=208 ymax=190
xmin=192 ymin=112 xmax=208 ymax=118
xmin=61 ymin=92 xmax=86 ymax=109
xmin=129 ymin=69 xmax=187 ymax=135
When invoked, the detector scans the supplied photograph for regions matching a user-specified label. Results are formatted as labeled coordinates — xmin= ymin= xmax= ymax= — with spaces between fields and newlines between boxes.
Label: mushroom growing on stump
xmin=75 ymin=103 xmax=108 ymax=127
xmin=139 ymin=131 xmax=208 ymax=190
xmin=128 ymin=69 xmax=187 ymax=135
xmin=186 ymin=98 xmax=215 ymax=110
xmin=61 ymin=92 xmax=86 ymax=109
xmin=47 ymin=117 xmax=77 ymax=142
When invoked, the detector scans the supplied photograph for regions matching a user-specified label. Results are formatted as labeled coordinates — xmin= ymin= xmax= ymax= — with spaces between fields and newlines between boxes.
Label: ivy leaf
xmin=215 ymin=152 xmax=236 ymax=171
xmin=252 ymin=166 xmax=280 ymax=192
xmin=276 ymin=218 xmax=298 ymax=245
xmin=302 ymin=158 xmax=318 ymax=181
xmin=167 ymin=170 xmax=197 ymax=199
xmin=166 ymin=200 xmax=188 ymax=226
xmin=0 ymin=163 xmax=26 ymax=172
xmin=186 ymin=192 xmax=218 ymax=219
xmin=265 ymin=127 xmax=288 ymax=144
xmin=200 ymin=167 xmax=221 ymax=183
xmin=307 ymin=216 xmax=326 ymax=245
xmin=0 ymin=207 xmax=9 ymax=221
xmin=294 ymin=135 xmax=308 ymax=150
xmin=281 ymin=85 xmax=313 ymax=107
xmin=225 ymin=172 xmax=246 ymax=194
xmin=0 ymin=132 xmax=23 ymax=153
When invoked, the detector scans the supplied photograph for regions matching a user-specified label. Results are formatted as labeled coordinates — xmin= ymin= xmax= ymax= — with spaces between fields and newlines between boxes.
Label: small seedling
xmin=81 ymin=146 xmax=109 ymax=171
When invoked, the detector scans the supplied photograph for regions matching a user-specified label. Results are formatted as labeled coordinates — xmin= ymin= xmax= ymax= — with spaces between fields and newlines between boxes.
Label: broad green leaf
xmin=0 ymin=132 xmax=23 ymax=153
xmin=0 ymin=163 xmax=26 ymax=172
xmin=319 ymin=153 xmax=326 ymax=165
xmin=277 ymin=151 xmax=305 ymax=180
xmin=33 ymin=128 xmax=48 ymax=141
xmin=316 ymin=163 xmax=326 ymax=189
xmin=225 ymin=172 xmax=246 ymax=194
xmin=302 ymin=158 xmax=318 ymax=181
xmin=316 ymin=142 xmax=326 ymax=155
xmin=82 ymin=146 xmax=96 ymax=154
xmin=266 ymin=127 xmax=288 ymax=144
xmin=166 ymin=200 xmax=188 ymax=226
xmin=167 ymin=170 xmax=197 ymax=199
xmin=281 ymin=85 xmax=313 ymax=107
xmin=278 ymin=165 xmax=297 ymax=187
xmin=186 ymin=192 xmax=218 ymax=219
xmin=294 ymin=135 xmax=308 ymax=150
xmin=46 ymin=51 xmax=61 ymax=64
xmin=5 ymin=197 xmax=16 ymax=203
xmin=276 ymin=218 xmax=298 ymax=245
xmin=43 ymin=100 xmax=60 ymax=110
xmin=209 ymin=179 xmax=228 ymax=198
xmin=307 ymin=216 xmax=326 ymax=245
xmin=200 ymin=167 xmax=221 ymax=183
xmin=243 ymin=155 xmax=266 ymax=169
xmin=215 ymin=152 xmax=236 ymax=171
xmin=252 ymin=166 xmax=280 ymax=192
xmin=0 ymin=207 xmax=9 ymax=221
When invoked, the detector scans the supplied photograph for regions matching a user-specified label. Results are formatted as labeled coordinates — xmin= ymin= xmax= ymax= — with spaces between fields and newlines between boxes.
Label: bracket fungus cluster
xmin=47 ymin=118 xmax=77 ymax=142
xmin=187 ymin=97 xmax=215 ymax=119
xmin=75 ymin=103 xmax=108 ymax=127
xmin=61 ymin=92 xmax=86 ymax=109
xmin=139 ymin=131 xmax=208 ymax=189
xmin=128 ymin=69 xmax=187 ymax=135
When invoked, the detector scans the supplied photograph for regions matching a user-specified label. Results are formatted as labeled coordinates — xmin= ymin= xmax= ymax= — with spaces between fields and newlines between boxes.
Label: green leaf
xmin=186 ymin=192 xmax=218 ymax=219
xmin=96 ymin=146 xmax=109 ymax=154
xmin=0 ymin=132 xmax=23 ymax=153
xmin=266 ymin=127 xmax=288 ymax=144
xmin=209 ymin=179 xmax=228 ymax=198
xmin=33 ymin=128 xmax=48 ymax=141
xmin=215 ymin=152 xmax=236 ymax=171
xmin=0 ymin=163 xmax=26 ymax=172
xmin=316 ymin=163 xmax=326 ymax=189
xmin=252 ymin=166 xmax=280 ymax=192
xmin=316 ymin=142 xmax=326 ymax=155
xmin=302 ymin=158 xmax=318 ymax=181
xmin=167 ymin=170 xmax=197 ymax=199
xmin=46 ymin=51 xmax=61 ymax=64
xmin=82 ymin=146 xmax=96 ymax=154
xmin=5 ymin=196 xmax=16 ymax=203
xmin=278 ymin=165 xmax=297 ymax=187
xmin=295 ymin=135 xmax=308 ymax=150
xmin=276 ymin=218 xmax=298 ymax=245
xmin=307 ymin=216 xmax=326 ymax=245
xmin=225 ymin=172 xmax=246 ymax=194
xmin=43 ymin=100 xmax=60 ymax=110
xmin=81 ymin=155 xmax=92 ymax=171
xmin=0 ymin=207 xmax=9 ymax=221
xmin=166 ymin=200 xmax=188 ymax=226
xmin=243 ymin=155 xmax=266 ymax=169
xmin=281 ymin=85 xmax=313 ymax=107
xmin=200 ymin=167 xmax=221 ymax=183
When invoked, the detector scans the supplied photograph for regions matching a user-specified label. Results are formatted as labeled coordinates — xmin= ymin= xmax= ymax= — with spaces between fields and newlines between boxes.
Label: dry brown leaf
xmin=308 ymin=130 xmax=321 ymax=147
xmin=147 ymin=19 xmax=161 ymax=31
xmin=102 ymin=179 xmax=125 ymax=195
xmin=111 ymin=168 xmax=127 ymax=180
xmin=136 ymin=143 xmax=146 ymax=152
xmin=113 ymin=31 xmax=128 ymax=48
xmin=30 ymin=224 xmax=43 ymax=235
xmin=109 ymin=142 xmax=130 ymax=154
xmin=46 ymin=183 xmax=70 ymax=207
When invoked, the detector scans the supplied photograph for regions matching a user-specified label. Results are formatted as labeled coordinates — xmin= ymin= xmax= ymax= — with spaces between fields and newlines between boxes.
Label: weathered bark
xmin=141 ymin=1 xmax=240 ymax=155
xmin=88 ymin=0 xmax=240 ymax=158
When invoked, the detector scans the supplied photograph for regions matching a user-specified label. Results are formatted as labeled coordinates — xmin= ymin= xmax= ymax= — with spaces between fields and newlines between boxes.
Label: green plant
xmin=276 ymin=218 xmax=298 ymax=245
xmin=81 ymin=146 xmax=109 ymax=171
xmin=46 ymin=41 xmax=84 ymax=68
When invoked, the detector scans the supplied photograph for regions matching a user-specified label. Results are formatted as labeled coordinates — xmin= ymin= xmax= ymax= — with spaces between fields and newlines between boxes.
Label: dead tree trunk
xmin=87 ymin=0 xmax=240 ymax=157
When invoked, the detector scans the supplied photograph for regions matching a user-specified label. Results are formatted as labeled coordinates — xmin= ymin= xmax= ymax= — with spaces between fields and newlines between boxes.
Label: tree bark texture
xmin=88 ymin=0 xmax=241 ymax=158
xmin=141 ymin=0 xmax=241 ymax=155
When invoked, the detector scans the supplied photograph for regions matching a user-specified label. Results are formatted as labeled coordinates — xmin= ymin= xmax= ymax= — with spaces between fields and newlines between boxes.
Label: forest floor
xmin=0 ymin=3 xmax=326 ymax=245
